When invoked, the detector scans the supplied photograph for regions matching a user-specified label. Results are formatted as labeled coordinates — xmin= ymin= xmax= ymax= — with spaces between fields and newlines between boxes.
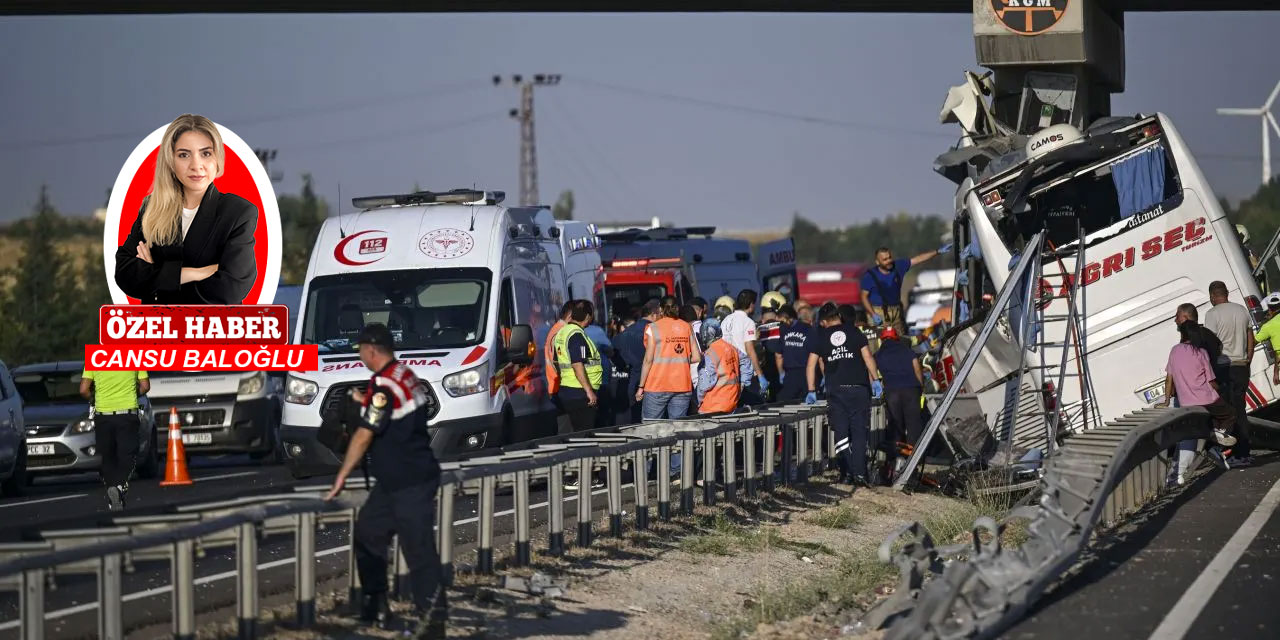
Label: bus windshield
xmin=302 ymin=268 xmax=491 ymax=353
xmin=992 ymin=127 xmax=1181 ymax=252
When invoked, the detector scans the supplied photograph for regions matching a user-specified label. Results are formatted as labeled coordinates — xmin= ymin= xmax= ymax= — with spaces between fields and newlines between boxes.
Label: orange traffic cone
xmin=159 ymin=407 xmax=193 ymax=486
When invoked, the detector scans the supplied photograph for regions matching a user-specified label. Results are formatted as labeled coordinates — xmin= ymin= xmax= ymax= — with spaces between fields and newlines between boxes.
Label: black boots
xmin=358 ymin=592 xmax=392 ymax=629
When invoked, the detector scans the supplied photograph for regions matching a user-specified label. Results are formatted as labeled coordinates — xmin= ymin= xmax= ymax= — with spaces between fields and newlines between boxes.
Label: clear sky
xmin=1 ymin=11 xmax=1277 ymax=230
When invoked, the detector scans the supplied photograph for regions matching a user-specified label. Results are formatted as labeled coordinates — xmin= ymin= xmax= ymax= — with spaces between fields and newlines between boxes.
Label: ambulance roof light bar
xmin=352 ymin=189 xmax=505 ymax=209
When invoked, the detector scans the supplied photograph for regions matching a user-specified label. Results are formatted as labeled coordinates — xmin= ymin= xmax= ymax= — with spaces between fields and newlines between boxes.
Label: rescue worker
xmin=696 ymin=319 xmax=742 ymax=414
xmin=690 ymin=296 xmax=708 ymax=335
xmin=616 ymin=299 xmax=660 ymax=424
xmin=636 ymin=296 xmax=700 ymax=420
xmin=805 ymin=303 xmax=883 ymax=487
xmin=874 ymin=326 xmax=925 ymax=485
xmin=860 ymin=244 xmax=952 ymax=334
xmin=325 ymin=324 xmax=446 ymax=638
xmin=776 ymin=304 xmax=812 ymax=402
xmin=554 ymin=300 xmax=604 ymax=432
xmin=1255 ymin=292 xmax=1280 ymax=386
xmin=544 ymin=301 xmax=575 ymax=424
xmin=712 ymin=295 xmax=735 ymax=322
xmin=722 ymin=289 xmax=768 ymax=405
xmin=79 ymin=367 xmax=150 ymax=510
xmin=758 ymin=293 xmax=786 ymax=401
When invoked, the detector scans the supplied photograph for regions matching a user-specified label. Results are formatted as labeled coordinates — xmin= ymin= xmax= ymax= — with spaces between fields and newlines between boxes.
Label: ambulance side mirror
xmin=507 ymin=324 xmax=535 ymax=365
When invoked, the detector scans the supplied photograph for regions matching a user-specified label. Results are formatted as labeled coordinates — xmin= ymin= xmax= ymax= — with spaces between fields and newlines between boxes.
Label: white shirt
xmin=1205 ymin=301 xmax=1252 ymax=364
xmin=721 ymin=310 xmax=757 ymax=355
xmin=180 ymin=206 xmax=198 ymax=240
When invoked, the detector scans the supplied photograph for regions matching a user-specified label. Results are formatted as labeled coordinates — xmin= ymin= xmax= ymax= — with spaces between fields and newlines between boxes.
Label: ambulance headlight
xmin=286 ymin=375 xmax=319 ymax=405
xmin=237 ymin=372 xmax=265 ymax=397
xmin=442 ymin=363 xmax=488 ymax=397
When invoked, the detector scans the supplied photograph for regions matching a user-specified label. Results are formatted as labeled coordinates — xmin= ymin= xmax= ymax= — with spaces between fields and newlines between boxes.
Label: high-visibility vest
xmin=553 ymin=323 xmax=603 ymax=390
xmin=699 ymin=339 xmax=741 ymax=414
xmin=544 ymin=320 xmax=566 ymax=394
xmin=644 ymin=317 xmax=694 ymax=393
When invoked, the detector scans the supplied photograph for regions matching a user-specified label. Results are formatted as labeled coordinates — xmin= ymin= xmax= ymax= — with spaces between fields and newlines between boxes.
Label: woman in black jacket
xmin=115 ymin=114 xmax=258 ymax=305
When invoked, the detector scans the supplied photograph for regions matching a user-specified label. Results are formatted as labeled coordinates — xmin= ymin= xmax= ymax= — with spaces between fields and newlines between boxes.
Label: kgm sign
xmin=991 ymin=0 xmax=1069 ymax=36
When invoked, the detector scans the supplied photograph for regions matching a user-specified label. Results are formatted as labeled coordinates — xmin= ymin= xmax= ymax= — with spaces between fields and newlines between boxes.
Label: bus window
xmin=1000 ymin=139 xmax=1180 ymax=251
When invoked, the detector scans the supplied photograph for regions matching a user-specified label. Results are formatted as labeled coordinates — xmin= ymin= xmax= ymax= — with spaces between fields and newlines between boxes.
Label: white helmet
xmin=1264 ymin=291 xmax=1280 ymax=311
xmin=1236 ymin=224 xmax=1250 ymax=244
xmin=761 ymin=290 xmax=786 ymax=312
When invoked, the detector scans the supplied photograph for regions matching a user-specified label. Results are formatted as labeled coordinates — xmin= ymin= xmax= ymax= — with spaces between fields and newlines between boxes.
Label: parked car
xmin=0 ymin=360 xmax=29 ymax=496
xmin=11 ymin=361 xmax=161 ymax=481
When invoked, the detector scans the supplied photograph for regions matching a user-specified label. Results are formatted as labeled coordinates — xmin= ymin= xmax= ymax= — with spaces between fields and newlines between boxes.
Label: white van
xmin=556 ymin=221 xmax=608 ymax=321
xmin=281 ymin=189 xmax=563 ymax=477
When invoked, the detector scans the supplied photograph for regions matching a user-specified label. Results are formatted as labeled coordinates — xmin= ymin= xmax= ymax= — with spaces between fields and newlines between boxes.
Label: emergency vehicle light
xmin=352 ymin=189 xmax=505 ymax=209
xmin=608 ymin=257 xmax=681 ymax=268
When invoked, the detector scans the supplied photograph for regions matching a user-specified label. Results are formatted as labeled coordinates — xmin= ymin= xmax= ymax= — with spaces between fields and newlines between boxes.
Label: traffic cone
xmin=159 ymin=407 xmax=193 ymax=486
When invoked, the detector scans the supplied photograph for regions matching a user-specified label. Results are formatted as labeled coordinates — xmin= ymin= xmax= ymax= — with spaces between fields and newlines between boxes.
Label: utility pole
xmin=253 ymin=148 xmax=283 ymax=183
xmin=493 ymin=74 xmax=561 ymax=206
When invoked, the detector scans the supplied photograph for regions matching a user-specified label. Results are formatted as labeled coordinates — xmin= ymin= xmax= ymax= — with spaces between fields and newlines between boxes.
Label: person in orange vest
xmin=695 ymin=318 xmax=743 ymax=414
xmin=635 ymin=296 xmax=700 ymax=420
xmin=543 ymin=300 xmax=574 ymax=402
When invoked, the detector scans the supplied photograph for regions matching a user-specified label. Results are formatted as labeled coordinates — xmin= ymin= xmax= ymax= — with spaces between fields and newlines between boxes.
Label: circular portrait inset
xmin=103 ymin=114 xmax=281 ymax=305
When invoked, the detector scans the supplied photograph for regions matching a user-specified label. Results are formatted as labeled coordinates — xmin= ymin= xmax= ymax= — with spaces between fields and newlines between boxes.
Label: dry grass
xmin=804 ymin=504 xmax=862 ymax=530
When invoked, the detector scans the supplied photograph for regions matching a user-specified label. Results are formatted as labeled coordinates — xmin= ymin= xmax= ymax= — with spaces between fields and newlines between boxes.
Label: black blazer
xmin=114 ymin=184 xmax=259 ymax=305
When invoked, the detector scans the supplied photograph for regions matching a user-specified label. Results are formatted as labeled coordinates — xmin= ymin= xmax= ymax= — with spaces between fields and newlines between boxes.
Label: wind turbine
xmin=1218 ymin=79 xmax=1280 ymax=187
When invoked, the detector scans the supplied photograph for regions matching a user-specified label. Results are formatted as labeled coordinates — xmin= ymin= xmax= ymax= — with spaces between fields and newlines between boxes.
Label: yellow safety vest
xmin=553 ymin=323 xmax=603 ymax=390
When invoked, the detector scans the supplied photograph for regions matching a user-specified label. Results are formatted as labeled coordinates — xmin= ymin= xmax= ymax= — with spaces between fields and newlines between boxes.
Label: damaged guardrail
xmin=0 ymin=402 xmax=852 ymax=640
xmin=865 ymin=405 xmax=1225 ymax=639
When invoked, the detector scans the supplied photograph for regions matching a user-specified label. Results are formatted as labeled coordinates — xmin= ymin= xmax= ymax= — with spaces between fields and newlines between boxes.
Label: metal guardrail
xmin=0 ymin=402 xmax=851 ymax=640
xmin=866 ymin=406 xmax=1226 ymax=639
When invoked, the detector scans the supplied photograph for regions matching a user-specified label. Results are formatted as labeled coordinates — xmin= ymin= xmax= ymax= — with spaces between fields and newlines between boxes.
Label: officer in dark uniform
xmin=325 ymin=323 xmax=446 ymax=639
xmin=805 ymin=303 xmax=883 ymax=487
xmin=775 ymin=304 xmax=812 ymax=403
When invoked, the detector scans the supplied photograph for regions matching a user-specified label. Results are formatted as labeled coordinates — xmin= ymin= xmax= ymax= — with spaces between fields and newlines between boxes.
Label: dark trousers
xmin=777 ymin=369 xmax=807 ymax=403
xmin=1229 ymin=365 xmax=1251 ymax=457
xmin=627 ymin=376 xmax=644 ymax=423
xmin=1204 ymin=398 xmax=1236 ymax=434
xmin=828 ymin=384 xmax=871 ymax=479
xmin=740 ymin=378 xmax=765 ymax=407
xmin=884 ymin=387 xmax=924 ymax=446
xmin=594 ymin=382 xmax=614 ymax=428
xmin=558 ymin=390 xmax=598 ymax=433
xmin=611 ymin=375 xmax=633 ymax=426
xmin=94 ymin=413 xmax=139 ymax=487
xmin=354 ymin=480 xmax=443 ymax=613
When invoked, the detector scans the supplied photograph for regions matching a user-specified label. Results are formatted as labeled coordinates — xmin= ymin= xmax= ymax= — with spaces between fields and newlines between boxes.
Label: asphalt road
xmin=1006 ymin=451 xmax=1280 ymax=640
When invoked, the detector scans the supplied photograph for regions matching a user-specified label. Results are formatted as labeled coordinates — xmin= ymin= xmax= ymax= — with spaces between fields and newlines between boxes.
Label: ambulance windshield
xmin=302 ymin=268 xmax=490 ymax=353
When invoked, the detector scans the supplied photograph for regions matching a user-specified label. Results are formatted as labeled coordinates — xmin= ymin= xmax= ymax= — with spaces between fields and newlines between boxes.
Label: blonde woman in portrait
xmin=115 ymin=114 xmax=258 ymax=304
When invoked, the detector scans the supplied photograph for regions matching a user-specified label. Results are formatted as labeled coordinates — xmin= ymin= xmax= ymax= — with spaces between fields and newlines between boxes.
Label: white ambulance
xmin=281 ymin=189 xmax=567 ymax=477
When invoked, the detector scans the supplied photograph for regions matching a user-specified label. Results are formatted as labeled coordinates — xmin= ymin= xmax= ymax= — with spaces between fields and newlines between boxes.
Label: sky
xmin=1 ymin=11 xmax=1278 ymax=231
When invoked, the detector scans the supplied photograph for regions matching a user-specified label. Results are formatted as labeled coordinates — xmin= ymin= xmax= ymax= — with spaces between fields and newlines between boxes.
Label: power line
xmin=568 ymin=76 xmax=960 ymax=140
xmin=543 ymin=92 xmax=663 ymax=217
xmin=6 ymin=80 xmax=487 ymax=151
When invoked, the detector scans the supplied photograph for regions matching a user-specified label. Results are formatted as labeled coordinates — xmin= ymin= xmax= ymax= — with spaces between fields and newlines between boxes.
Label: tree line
xmin=2 ymin=177 xmax=1277 ymax=368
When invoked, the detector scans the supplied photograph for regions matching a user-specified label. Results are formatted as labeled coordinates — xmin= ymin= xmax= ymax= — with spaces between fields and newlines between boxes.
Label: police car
xmin=281 ymin=189 xmax=571 ymax=477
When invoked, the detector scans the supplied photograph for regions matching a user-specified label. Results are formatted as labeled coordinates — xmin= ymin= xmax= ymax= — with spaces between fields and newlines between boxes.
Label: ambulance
xmin=556 ymin=221 xmax=609 ymax=324
xmin=280 ymin=189 xmax=566 ymax=476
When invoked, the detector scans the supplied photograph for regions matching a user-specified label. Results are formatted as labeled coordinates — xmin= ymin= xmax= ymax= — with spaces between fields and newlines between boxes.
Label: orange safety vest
xmin=644 ymin=317 xmax=694 ymax=393
xmin=699 ymin=339 xmax=741 ymax=414
xmin=544 ymin=320 xmax=566 ymax=394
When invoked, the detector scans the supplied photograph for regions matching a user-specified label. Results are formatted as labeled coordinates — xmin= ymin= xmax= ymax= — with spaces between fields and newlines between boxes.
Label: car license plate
xmin=27 ymin=444 xmax=56 ymax=456
xmin=182 ymin=433 xmax=213 ymax=445
xmin=1142 ymin=387 xmax=1163 ymax=404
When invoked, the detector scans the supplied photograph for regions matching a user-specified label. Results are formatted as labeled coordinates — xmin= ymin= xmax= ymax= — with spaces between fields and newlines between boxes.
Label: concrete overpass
xmin=3 ymin=1 xmax=1279 ymax=14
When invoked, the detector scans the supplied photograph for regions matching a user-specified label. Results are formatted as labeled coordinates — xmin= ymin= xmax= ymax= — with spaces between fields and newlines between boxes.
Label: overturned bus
xmin=934 ymin=95 xmax=1277 ymax=452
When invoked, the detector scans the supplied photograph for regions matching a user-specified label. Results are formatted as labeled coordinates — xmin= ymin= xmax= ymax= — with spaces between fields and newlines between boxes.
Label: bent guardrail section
xmin=0 ymin=403 xmax=844 ymax=640
xmin=868 ymin=406 xmax=1215 ymax=639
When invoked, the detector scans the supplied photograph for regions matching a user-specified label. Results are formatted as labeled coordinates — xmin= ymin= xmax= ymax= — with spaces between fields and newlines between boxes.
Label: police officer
xmin=325 ymin=324 xmax=446 ymax=638
xmin=805 ymin=303 xmax=883 ymax=487
xmin=775 ymin=304 xmax=811 ymax=402
xmin=79 ymin=367 xmax=150 ymax=510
